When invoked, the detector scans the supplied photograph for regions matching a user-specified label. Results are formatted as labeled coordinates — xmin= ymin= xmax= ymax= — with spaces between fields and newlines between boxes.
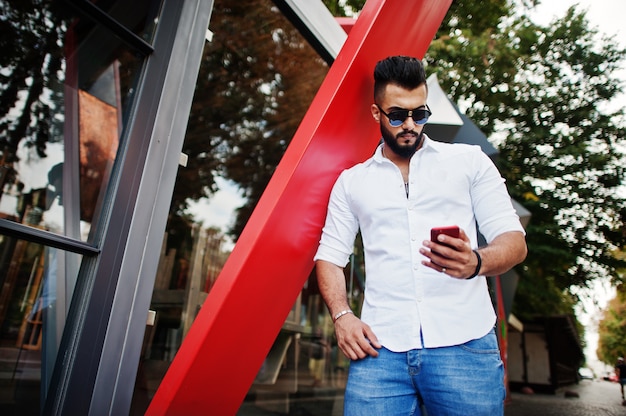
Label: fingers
xmin=364 ymin=327 xmax=382 ymax=349
xmin=420 ymin=243 xmax=456 ymax=272
xmin=335 ymin=316 xmax=380 ymax=360
xmin=420 ymin=227 xmax=474 ymax=276
xmin=431 ymin=230 xmax=467 ymax=251
xmin=340 ymin=338 xmax=379 ymax=360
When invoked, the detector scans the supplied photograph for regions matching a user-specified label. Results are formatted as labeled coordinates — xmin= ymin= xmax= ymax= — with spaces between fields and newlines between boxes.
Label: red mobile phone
xmin=431 ymin=226 xmax=460 ymax=247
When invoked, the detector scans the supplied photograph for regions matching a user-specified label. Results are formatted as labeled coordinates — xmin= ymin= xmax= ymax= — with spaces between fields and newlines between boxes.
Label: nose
xmin=401 ymin=115 xmax=417 ymax=129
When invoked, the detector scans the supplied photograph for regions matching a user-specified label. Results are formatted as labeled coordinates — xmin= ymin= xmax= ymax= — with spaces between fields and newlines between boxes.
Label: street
xmin=506 ymin=379 xmax=626 ymax=416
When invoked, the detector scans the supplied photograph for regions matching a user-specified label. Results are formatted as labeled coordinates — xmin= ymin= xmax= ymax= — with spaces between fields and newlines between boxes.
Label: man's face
xmin=372 ymin=83 xmax=428 ymax=159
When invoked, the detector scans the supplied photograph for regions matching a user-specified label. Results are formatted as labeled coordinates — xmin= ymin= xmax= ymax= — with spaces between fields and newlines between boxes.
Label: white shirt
xmin=314 ymin=136 xmax=525 ymax=351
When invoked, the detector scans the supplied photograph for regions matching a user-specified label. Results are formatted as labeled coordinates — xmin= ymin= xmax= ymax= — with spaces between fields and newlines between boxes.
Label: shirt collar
xmin=373 ymin=142 xmax=385 ymax=163
xmin=419 ymin=134 xmax=442 ymax=153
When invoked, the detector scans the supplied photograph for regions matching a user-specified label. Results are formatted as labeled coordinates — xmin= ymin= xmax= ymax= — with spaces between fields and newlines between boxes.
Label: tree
xmin=0 ymin=0 xmax=67 ymax=192
xmin=498 ymin=6 xmax=626 ymax=319
xmin=172 ymin=0 xmax=328 ymax=240
xmin=425 ymin=1 xmax=626 ymax=320
xmin=597 ymin=283 xmax=626 ymax=364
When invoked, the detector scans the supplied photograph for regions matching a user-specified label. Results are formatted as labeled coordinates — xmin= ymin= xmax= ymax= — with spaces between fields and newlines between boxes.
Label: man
xmin=314 ymin=56 xmax=527 ymax=415
xmin=615 ymin=357 xmax=626 ymax=401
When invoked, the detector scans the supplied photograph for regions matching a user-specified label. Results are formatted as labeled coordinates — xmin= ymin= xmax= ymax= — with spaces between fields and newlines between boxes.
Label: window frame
xmin=15 ymin=1 xmax=217 ymax=414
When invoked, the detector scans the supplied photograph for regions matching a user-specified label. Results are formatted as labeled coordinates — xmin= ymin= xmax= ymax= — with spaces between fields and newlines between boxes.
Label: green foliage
xmin=499 ymin=10 xmax=626 ymax=314
xmin=176 ymin=0 xmax=328 ymax=238
xmin=597 ymin=285 xmax=626 ymax=364
xmin=321 ymin=0 xmax=366 ymax=17
xmin=425 ymin=1 xmax=626 ymax=320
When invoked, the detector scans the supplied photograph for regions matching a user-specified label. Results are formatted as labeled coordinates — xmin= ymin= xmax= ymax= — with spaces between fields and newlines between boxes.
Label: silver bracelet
xmin=333 ymin=309 xmax=354 ymax=323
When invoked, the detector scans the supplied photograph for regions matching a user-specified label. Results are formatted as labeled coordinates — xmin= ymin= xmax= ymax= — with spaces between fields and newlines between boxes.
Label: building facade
xmin=0 ymin=1 xmax=218 ymax=413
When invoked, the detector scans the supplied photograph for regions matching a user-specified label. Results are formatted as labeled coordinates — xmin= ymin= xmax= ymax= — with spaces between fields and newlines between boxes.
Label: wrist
xmin=467 ymin=249 xmax=482 ymax=279
xmin=332 ymin=309 xmax=354 ymax=323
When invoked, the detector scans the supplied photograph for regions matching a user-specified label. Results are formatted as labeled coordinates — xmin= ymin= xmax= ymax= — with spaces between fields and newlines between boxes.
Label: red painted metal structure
xmin=335 ymin=16 xmax=357 ymax=35
xmin=146 ymin=1 xmax=452 ymax=414
xmin=495 ymin=275 xmax=512 ymax=403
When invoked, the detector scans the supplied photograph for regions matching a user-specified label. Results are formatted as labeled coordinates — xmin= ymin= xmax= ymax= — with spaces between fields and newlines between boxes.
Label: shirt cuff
xmin=313 ymin=244 xmax=351 ymax=268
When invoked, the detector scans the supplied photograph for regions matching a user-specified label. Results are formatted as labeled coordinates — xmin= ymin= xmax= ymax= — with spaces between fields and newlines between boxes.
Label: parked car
xmin=578 ymin=367 xmax=594 ymax=380
xmin=602 ymin=371 xmax=618 ymax=382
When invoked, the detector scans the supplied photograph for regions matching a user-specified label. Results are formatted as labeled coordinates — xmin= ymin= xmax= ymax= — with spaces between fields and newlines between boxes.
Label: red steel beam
xmin=147 ymin=0 xmax=451 ymax=414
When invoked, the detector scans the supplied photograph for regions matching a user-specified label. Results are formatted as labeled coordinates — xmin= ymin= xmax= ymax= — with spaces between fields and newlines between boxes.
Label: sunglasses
xmin=376 ymin=104 xmax=432 ymax=127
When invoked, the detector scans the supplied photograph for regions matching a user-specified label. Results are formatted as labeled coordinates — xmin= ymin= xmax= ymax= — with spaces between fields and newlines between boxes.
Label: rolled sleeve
xmin=314 ymin=171 xmax=359 ymax=267
xmin=471 ymin=149 xmax=525 ymax=242
xmin=313 ymin=244 xmax=351 ymax=267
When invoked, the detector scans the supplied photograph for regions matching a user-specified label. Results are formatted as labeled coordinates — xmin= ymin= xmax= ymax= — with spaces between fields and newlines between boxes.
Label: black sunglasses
xmin=376 ymin=104 xmax=432 ymax=127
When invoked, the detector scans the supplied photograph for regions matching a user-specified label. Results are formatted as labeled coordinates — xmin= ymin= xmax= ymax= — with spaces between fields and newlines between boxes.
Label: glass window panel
xmin=0 ymin=0 xmax=157 ymax=411
xmin=0 ymin=0 xmax=152 ymax=242
xmin=87 ymin=0 xmax=163 ymax=44
xmin=0 ymin=234 xmax=81 ymax=414
xmin=129 ymin=0 xmax=348 ymax=414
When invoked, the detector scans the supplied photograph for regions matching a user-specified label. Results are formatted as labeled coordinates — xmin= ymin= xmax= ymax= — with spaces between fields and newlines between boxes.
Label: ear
xmin=371 ymin=103 xmax=381 ymax=122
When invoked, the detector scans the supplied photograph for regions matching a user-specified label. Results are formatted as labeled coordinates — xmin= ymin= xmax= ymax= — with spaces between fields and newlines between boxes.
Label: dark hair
xmin=373 ymin=56 xmax=427 ymax=103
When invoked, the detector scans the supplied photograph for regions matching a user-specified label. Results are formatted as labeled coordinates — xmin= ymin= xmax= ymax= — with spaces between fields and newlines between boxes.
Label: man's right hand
xmin=334 ymin=314 xmax=381 ymax=360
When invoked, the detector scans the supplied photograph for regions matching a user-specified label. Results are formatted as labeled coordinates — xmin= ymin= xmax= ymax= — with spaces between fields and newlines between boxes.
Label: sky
xmin=530 ymin=0 xmax=626 ymax=107
xmin=531 ymin=0 xmax=624 ymax=40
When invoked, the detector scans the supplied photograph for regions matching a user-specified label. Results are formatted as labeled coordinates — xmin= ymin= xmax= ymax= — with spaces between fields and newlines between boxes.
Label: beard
xmin=380 ymin=122 xmax=423 ymax=159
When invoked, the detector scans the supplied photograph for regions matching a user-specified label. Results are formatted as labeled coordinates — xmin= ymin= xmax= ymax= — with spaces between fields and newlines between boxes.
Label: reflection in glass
xmin=129 ymin=0 xmax=363 ymax=414
xmin=0 ymin=234 xmax=81 ymax=414
xmin=0 ymin=0 xmax=157 ymax=413
xmin=88 ymin=0 xmax=162 ymax=43
xmin=0 ymin=0 xmax=149 ymax=242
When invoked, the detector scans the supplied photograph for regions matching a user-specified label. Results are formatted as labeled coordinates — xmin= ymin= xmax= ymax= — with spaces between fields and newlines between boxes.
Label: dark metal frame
xmin=18 ymin=1 xmax=216 ymax=414
xmin=0 ymin=220 xmax=99 ymax=256
xmin=62 ymin=0 xmax=155 ymax=56
xmin=271 ymin=0 xmax=346 ymax=65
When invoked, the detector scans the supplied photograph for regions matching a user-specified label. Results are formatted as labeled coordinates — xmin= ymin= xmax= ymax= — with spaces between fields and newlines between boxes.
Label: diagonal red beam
xmin=146 ymin=0 xmax=451 ymax=414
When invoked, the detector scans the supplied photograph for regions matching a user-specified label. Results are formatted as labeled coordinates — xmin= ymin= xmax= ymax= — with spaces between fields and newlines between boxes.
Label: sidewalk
xmin=505 ymin=379 xmax=625 ymax=416
xmin=239 ymin=378 xmax=625 ymax=415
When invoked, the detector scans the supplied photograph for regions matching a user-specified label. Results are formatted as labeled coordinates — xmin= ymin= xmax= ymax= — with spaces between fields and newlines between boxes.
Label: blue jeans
xmin=344 ymin=329 xmax=505 ymax=416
